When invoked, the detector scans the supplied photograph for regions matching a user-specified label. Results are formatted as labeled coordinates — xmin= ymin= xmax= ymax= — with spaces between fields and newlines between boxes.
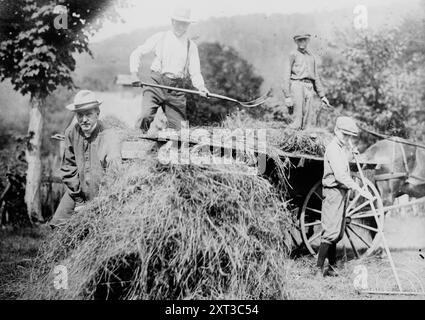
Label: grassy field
xmin=1 ymin=213 xmax=424 ymax=300
xmin=0 ymin=227 xmax=48 ymax=299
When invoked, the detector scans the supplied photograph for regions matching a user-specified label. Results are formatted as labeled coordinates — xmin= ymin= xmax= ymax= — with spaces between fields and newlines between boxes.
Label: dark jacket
xmin=60 ymin=120 xmax=121 ymax=203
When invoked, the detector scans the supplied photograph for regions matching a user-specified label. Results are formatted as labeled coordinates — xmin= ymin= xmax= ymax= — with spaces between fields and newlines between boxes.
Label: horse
xmin=361 ymin=138 xmax=425 ymax=206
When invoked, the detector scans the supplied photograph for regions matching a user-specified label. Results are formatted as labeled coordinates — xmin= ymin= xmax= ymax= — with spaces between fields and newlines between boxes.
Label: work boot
xmin=312 ymin=266 xmax=325 ymax=278
xmin=314 ymin=242 xmax=330 ymax=278
xmin=324 ymin=265 xmax=339 ymax=277
xmin=316 ymin=243 xmax=330 ymax=267
xmin=328 ymin=243 xmax=337 ymax=266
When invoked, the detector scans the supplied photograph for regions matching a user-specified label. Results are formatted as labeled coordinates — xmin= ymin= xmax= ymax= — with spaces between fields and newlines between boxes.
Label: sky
xmin=91 ymin=0 xmax=420 ymax=42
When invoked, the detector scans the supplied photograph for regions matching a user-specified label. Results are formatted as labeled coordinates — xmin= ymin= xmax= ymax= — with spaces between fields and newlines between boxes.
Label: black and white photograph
xmin=0 ymin=0 xmax=424 ymax=305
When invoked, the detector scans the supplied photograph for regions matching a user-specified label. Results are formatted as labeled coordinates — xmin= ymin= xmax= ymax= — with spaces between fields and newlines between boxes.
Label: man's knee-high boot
xmin=328 ymin=243 xmax=337 ymax=266
xmin=326 ymin=243 xmax=339 ymax=277
xmin=314 ymin=243 xmax=330 ymax=276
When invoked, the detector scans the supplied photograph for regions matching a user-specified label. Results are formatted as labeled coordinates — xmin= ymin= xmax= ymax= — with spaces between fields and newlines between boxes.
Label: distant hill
xmin=73 ymin=2 xmax=421 ymax=96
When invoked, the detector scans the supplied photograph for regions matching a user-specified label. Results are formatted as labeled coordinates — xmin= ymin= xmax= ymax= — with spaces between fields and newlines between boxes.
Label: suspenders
xmin=159 ymin=32 xmax=191 ymax=79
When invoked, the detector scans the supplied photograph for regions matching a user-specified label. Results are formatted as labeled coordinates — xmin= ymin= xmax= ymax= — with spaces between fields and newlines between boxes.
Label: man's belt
xmin=151 ymin=71 xmax=187 ymax=87
xmin=151 ymin=70 xmax=183 ymax=80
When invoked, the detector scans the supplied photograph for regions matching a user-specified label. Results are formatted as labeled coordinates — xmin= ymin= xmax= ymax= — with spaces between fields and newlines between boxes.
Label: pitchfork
xmin=131 ymin=81 xmax=271 ymax=108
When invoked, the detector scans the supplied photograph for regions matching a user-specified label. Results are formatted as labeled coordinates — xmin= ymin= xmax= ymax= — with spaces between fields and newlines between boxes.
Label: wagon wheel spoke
xmin=307 ymin=232 xmax=321 ymax=244
xmin=304 ymin=220 xmax=321 ymax=227
xmin=313 ymin=191 xmax=323 ymax=201
xmin=346 ymin=225 xmax=372 ymax=248
xmin=350 ymin=221 xmax=379 ymax=233
xmin=350 ymin=211 xmax=376 ymax=219
xmin=347 ymin=199 xmax=373 ymax=217
xmin=346 ymin=192 xmax=361 ymax=214
xmin=306 ymin=207 xmax=322 ymax=215
xmin=345 ymin=229 xmax=359 ymax=258
xmin=366 ymin=202 xmax=385 ymax=231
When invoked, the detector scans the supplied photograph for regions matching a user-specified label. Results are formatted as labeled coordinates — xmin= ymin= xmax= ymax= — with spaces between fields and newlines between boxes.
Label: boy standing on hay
xmin=49 ymin=90 xmax=122 ymax=228
xmin=315 ymin=116 xmax=374 ymax=277
xmin=282 ymin=33 xmax=330 ymax=130
xmin=129 ymin=6 xmax=210 ymax=133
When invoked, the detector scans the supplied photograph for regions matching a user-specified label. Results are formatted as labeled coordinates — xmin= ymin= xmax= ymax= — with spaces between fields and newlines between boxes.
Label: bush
xmin=187 ymin=42 xmax=265 ymax=126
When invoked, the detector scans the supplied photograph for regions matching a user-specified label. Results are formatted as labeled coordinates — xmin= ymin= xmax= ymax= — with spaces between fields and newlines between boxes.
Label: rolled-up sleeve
xmin=313 ymin=57 xmax=325 ymax=98
xmin=188 ymin=43 xmax=206 ymax=91
xmin=129 ymin=32 xmax=162 ymax=74
xmin=282 ymin=52 xmax=295 ymax=98
xmin=60 ymin=129 xmax=84 ymax=202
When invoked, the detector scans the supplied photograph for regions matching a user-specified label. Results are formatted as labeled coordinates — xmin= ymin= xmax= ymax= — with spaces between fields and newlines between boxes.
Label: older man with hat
xmin=49 ymin=90 xmax=122 ymax=228
xmin=282 ymin=33 xmax=330 ymax=130
xmin=315 ymin=116 xmax=374 ymax=277
xmin=129 ymin=6 xmax=210 ymax=133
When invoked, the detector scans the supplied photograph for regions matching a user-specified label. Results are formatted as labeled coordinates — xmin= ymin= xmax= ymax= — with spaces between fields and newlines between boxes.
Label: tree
xmin=321 ymin=29 xmax=410 ymax=139
xmin=0 ymin=0 xmax=120 ymax=223
xmin=321 ymin=20 xmax=425 ymax=144
xmin=186 ymin=42 xmax=264 ymax=126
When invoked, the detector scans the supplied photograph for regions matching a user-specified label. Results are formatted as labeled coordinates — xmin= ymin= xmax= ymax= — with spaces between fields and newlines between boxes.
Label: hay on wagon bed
xmin=26 ymin=157 xmax=295 ymax=300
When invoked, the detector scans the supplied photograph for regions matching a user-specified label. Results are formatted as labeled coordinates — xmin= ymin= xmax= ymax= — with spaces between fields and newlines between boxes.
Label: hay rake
xmin=131 ymin=81 xmax=271 ymax=108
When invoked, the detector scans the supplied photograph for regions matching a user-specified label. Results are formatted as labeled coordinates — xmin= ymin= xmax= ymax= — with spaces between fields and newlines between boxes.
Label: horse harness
xmin=374 ymin=137 xmax=425 ymax=184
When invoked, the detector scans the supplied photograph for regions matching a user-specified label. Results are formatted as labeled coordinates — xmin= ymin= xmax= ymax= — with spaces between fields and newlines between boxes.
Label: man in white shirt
xmin=129 ymin=7 xmax=210 ymax=132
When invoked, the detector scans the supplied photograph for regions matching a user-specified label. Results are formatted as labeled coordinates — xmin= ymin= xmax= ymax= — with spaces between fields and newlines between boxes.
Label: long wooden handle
xmin=133 ymin=81 xmax=242 ymax=104
xmin=348 ymin=140 xmax=403 ymax=292
xmin=132 ymin=81 xmax=202 ymax=96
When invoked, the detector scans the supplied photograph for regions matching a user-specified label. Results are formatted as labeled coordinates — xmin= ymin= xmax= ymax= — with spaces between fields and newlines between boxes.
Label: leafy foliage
xmin=322 ymin=30 xmax=408 ymax=137
xmin=322 ymin=14 xmax=425 ymax=141
xmin=0 ymin=0 xmax=120 ymax=222
xmin=0 ymin=0 xmax=120 ymax=100
xmin=186 ymin=42 xmax=264 ymax=126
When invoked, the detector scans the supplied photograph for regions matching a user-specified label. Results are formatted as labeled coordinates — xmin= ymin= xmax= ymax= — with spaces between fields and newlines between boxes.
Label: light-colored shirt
xmin=322 ymin=136 xmax=359 ymax=190
xmin=129 ymin=30 xmax=206 ymax=91
xmin=282 ymin=49 xmax=325 ymax=98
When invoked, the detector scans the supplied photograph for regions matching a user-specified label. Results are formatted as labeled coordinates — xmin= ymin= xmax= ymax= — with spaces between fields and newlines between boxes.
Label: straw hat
xmin=66 ymin=90 xmax=102 ymax=112
xmin=171 ymin=7 xmax=196 ymax=23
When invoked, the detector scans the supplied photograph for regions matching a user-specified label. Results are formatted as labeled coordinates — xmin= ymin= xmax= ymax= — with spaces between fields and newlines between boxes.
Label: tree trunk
xmin=25 ymin=98 xmax=44 ymax=223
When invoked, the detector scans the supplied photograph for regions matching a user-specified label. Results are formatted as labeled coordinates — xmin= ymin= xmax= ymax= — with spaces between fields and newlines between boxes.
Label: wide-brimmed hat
xmin=336 ymin=116 xmax=359 ymax=136
xmin=293 ymin=34 xmax=311 ymax=41
xmin=66 ymin=90 xmax=102 ymax=112
xmin=171 ymin=7 xmax=196 ymax=23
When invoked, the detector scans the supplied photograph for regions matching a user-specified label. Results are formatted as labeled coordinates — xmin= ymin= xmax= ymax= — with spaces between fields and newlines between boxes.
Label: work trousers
xmin=49 ymin=192 xmax=76 ymax=228
xmin=320 ymin=186 xmax=348 ymax=245
xmin=136 ymin=72 xmax=187 ymax=132
xmin=290 ymin=80 xmax=316 ymax=130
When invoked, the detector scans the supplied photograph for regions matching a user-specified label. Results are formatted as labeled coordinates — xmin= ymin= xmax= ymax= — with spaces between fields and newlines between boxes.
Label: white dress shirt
xmin=129 ymin=30 xmax=206 ymax=91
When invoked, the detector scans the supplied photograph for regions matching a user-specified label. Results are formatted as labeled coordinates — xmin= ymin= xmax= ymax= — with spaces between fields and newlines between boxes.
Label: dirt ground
xmin=286 ymin=212 xmax=425 ymax=299
xmin=0 ymin=213 xmax=424 ymax=300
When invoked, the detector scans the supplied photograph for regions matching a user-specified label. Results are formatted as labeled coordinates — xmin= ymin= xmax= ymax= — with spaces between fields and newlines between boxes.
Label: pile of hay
xmin=267 ymin=128 xmax=332 ymax=156
xmin=27 ymin=157 xmax=295 ymax=299
xmin=220 ymin=113 xmax=332 ymax=156
xmin=26 ymin=114 xmax=334 ymax=300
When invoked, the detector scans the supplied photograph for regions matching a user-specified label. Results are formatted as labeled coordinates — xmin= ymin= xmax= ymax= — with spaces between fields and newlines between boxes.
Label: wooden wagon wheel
xmin=299 ymin=177 xmax=384 ymax=259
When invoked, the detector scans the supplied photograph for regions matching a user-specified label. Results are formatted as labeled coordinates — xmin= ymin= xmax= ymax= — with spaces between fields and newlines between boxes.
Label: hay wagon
xmin=121 ymin=133 xmax=385 ymax=260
